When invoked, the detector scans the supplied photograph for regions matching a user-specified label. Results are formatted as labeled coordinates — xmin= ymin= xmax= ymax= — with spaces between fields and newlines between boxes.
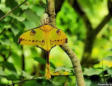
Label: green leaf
xmin=34 ymin=57 xmax=46 ymax=64
xmin=11 ymin=19 xmax=25 ymax=36
xmin=0 ymin=61 xmax=16 ymax=72
xmin=6 ymin=73 xmax=19 ymax=80
xmin=107 ymin=67 xmax=112 ymax=75
xmin=50 ymin=62 xmax=55 ymax=68
xmin=23 ymin=80 xmax=39 ymax=86
xmin=85 ymin=79 xmax=92 ymax=86
xmin=0 ymin=70 xmax=6 ymax=76
xmin=55 ymin=67 xmax=71 ymax=72
xmin=34 ymin=56 xmax=55 ymax=68
xmin=22 ymin=71 xmax=33 ymax=79
xmin=0 ymin=71 xmax=19 ymax=80
xmin=52 ymin=76 xmax=68 ymax=86
xmin=0 ymin=83 xmax=6 ymax=86
xmin=84 ymin=68 xmax=102 ymax=76
xmin=5 ymin=0 xmax=21 ymax=14
xmin=5 ymin=0 xmax=18 ymax=9
xmin=0 ymin=10 xmax=5 ymax=18
xmin=24 ymin=9 xmax=41 ymax=27
xmin=103 ymin=56 xmax=112 ymax=61
xmin=85 ymin=79 xmax=98 ymax=86
xmin=31 ymin=5 xmax=45 ymax=16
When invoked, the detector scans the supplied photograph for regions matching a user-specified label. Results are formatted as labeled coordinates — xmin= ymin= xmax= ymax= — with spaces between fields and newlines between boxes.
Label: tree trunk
xmin=81 ymin=31 xmax=98 ymax=67
xmin=69 ymin=0 xmax=112 ymax=67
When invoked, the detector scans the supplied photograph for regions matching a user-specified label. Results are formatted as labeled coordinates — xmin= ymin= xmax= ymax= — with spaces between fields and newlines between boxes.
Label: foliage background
xmin=0 ymin=0 xmax=112 ymax=86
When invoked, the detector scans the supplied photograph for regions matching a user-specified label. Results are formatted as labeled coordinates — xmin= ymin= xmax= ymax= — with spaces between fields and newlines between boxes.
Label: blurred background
xmin=0 ymin=0 xmax=112 ymax=86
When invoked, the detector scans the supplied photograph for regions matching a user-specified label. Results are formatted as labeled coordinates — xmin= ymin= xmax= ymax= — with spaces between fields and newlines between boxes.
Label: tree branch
xmin=47 ymin=0 xmax=56 ymax=25
xmin=71 ymin=0 xmax=93 ymax=31
xmin=94 ymin=14 xmax=111 ymax=35
xmin=47 ymin=0 xmax=85 ymax=86
xmin=60 ymin=44 xmax=85 ymax=86
xmin=94 ymin=0 xmax=112 ymax=35
xmin=0 ymin=0 xmax=27 ymax=21
xmin=8 ymin=74 xmax=74 ymax=86
xmin=55 ymin=0 xmax=64 ymax=14
xmin=7 ymin=77 xmax=44 ymax=86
